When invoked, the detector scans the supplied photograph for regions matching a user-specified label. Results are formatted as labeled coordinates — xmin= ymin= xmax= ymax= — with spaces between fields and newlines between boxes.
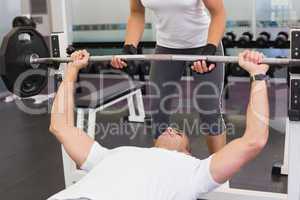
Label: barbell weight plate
xmin=0 ymin=27 xmax=50 ymax=97
xmin=0 ymin=27 xmax=299 ymax=98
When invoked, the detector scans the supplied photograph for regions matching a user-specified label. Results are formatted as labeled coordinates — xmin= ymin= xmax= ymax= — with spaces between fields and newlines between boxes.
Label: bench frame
xmin=62 ymin=88 xmax=145 ymax=186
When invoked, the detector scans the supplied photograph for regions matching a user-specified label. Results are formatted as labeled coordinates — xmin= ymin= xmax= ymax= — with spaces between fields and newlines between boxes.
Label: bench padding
xmin=76 ymin=81 xmax=144 ymax=108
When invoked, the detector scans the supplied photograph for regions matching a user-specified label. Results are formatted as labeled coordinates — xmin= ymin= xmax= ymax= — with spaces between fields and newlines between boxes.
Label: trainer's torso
xmin=141 ymin=0 xmax=211 ymax=48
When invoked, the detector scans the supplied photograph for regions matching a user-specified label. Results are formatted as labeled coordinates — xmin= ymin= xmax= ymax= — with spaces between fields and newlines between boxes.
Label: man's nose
xmin=167 ymin=128 xmax=176 ymax=136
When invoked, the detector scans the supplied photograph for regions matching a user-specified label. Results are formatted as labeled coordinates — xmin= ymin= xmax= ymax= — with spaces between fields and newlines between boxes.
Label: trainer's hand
xmin=111 ymin=56 xmax=128 ymax=69
xmin=191 ymin=43 xmax=217 ymax=74
xmin=111 ymin=44 xmax=137 ymax=70
xmin=191 ymin=60 xmax=216 ymax=74
xmin=238 ymin=50 xmax=269 ymax=76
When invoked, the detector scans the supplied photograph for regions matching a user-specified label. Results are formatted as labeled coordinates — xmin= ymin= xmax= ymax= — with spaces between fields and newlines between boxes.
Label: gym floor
xmin=0 ymin=78 xmax=287 ymax=200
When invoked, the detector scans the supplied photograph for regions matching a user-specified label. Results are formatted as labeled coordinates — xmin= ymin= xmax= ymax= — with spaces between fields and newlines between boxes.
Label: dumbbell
xmin=66 ymin=45 xmax=76 ymax=55
xmin=274 ymin=32 xmax=289 ymax=48
xmin=228 ymin=63 xmax=248 ymax=77
xmin=222 ymin=32 xmax=236 ymax=48
xmin=237 ymin=32 xmax=253 ymax=48
xmin=256 ymin=32 xmax=271 ymax=48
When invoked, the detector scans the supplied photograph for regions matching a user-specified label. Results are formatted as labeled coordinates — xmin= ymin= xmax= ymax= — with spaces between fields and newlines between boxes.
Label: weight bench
xmin=61 ymin=81 xmax=145 ymax=187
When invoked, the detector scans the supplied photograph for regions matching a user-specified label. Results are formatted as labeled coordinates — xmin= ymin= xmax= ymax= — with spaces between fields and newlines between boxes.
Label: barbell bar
xmin=1 ymin=27 xmax=300 ymax=98
xmin=29 ymin=54 xmax=300 ymax=66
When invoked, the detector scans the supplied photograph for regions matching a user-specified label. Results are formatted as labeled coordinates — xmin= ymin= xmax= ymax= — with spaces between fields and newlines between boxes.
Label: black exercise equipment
xmin=237 ymin=32 xmax=253 ymax=48
xmin=0 ymin=27 xmax=49 ymax=97
xmin=256 ymin=32 xmax=271 ymax=48
xmin=66 ymin=45 xmax=76 ymax=55
xmin=12 ymin=16 xmax=37 ymax=29
xmin=76 ymin=81 xmax=143 ymax=108
xmin=227 ymin=63 xmax=248 ymax=77
xmin=0 ymin=27 xmax=300 ymax=98
xmin=274 ymin=32 xmax=289 ymax=48
xmin=222 ymin=32 xmax=236 ymax=48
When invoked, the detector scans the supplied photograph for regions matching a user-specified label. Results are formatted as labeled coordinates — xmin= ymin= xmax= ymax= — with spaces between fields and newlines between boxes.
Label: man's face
xmin=154 ymin=127 xmax=191 ymax=155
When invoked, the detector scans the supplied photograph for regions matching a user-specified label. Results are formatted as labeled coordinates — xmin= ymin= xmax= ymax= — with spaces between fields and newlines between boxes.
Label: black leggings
xmin=149 ymin=44 xmax=226 ymax=138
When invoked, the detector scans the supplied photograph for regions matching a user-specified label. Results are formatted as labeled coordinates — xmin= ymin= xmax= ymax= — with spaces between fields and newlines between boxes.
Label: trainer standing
xmin=111 ymin=0 xmax=227 ymax=154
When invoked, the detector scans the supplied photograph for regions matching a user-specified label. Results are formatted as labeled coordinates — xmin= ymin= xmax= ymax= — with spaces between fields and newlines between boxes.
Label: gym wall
xmin=71 ymin=0 xmax=156 ymax=43
xmin=0 ymin=0 xmax=21 ymax=44
xmin=71 ymin=0 xmax=300 ymax=43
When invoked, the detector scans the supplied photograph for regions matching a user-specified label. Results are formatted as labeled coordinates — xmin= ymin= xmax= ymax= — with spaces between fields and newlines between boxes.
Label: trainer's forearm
xmin=125 ymin=13 xmax=145 ymax=47
xmin=243 ymin=81 xmax=269 ymax=146
xmin=207 ymin=10 xmax=226 ymax=46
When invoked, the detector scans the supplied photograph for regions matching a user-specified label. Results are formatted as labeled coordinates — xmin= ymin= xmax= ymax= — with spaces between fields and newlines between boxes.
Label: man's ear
xmin=153 ymin=139 xmax=159 ymax=147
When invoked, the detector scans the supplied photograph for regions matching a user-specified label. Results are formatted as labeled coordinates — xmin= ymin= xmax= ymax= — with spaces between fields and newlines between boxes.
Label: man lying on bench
xmin=49 ymin=50 xmax=269 ymax=200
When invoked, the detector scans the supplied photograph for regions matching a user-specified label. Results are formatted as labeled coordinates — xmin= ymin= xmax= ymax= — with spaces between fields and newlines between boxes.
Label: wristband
xmin=122 ymin=44 xmax=138 ymax=76
xmin=201 ymin=43 xmax=217 ymax=56
xmin=123 ymin=44 xmax=138 ymax=55
xmin=250 ymin=74 xmax=269 ymax=82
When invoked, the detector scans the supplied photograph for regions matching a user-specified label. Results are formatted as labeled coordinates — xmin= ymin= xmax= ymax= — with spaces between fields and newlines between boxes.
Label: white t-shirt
xmin=141 ymin=0 xmax=211 ymax=49
xmin=49 ymin=142 xmax=220 ymax=200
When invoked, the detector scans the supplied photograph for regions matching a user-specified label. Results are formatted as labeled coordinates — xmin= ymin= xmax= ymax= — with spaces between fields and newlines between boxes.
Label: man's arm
xmin=210 ymin=51 xmax=270 ymax=183
xmin=49 ymin=50 xmax=95 ymax=167
xmin=203 ymin=0 xmax=226 ymax=46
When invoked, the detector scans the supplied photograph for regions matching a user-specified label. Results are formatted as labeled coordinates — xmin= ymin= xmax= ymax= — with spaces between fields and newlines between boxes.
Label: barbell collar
xmin=29 ymin=54 xmax=299 ymax=67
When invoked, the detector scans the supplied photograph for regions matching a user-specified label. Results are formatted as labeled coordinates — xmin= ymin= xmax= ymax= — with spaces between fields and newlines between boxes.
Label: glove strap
xmin=123 ymin=44 xmax=138 ymax=55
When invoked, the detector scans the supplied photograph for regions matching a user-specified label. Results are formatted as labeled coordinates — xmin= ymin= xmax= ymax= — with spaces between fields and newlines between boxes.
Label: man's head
xmin=154 ymin=127 xmax=191 ymax=155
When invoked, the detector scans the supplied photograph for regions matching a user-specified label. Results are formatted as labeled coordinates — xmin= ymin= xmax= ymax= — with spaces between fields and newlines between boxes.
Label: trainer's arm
xmin=210 ymin=51 xmax=270 ymax=183
xmin=124 ymin=0 xmax=145 ymax=47
xmin=49 ymin=50 xmax=94 ymax=167
xmin=203 ymin=0 xmax=226 ymax=46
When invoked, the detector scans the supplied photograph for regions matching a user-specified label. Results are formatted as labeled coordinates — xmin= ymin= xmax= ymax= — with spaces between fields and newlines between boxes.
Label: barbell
xmin=29 ymin=54 xmax=299 ymax=66
xmin=1 ymin=27 xmax=300 ymax=98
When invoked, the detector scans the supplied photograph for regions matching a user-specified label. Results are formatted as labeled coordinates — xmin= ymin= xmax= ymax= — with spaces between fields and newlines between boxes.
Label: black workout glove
xmin=201 ymin=43 xmax=217 ymax=57
xmin=123 ymin=44 xmax=138 ymax=55
xmin=195 ymin=43 xmax=217 ymax=73
xmin=122 ymin=44 xmax=138 ymax=77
